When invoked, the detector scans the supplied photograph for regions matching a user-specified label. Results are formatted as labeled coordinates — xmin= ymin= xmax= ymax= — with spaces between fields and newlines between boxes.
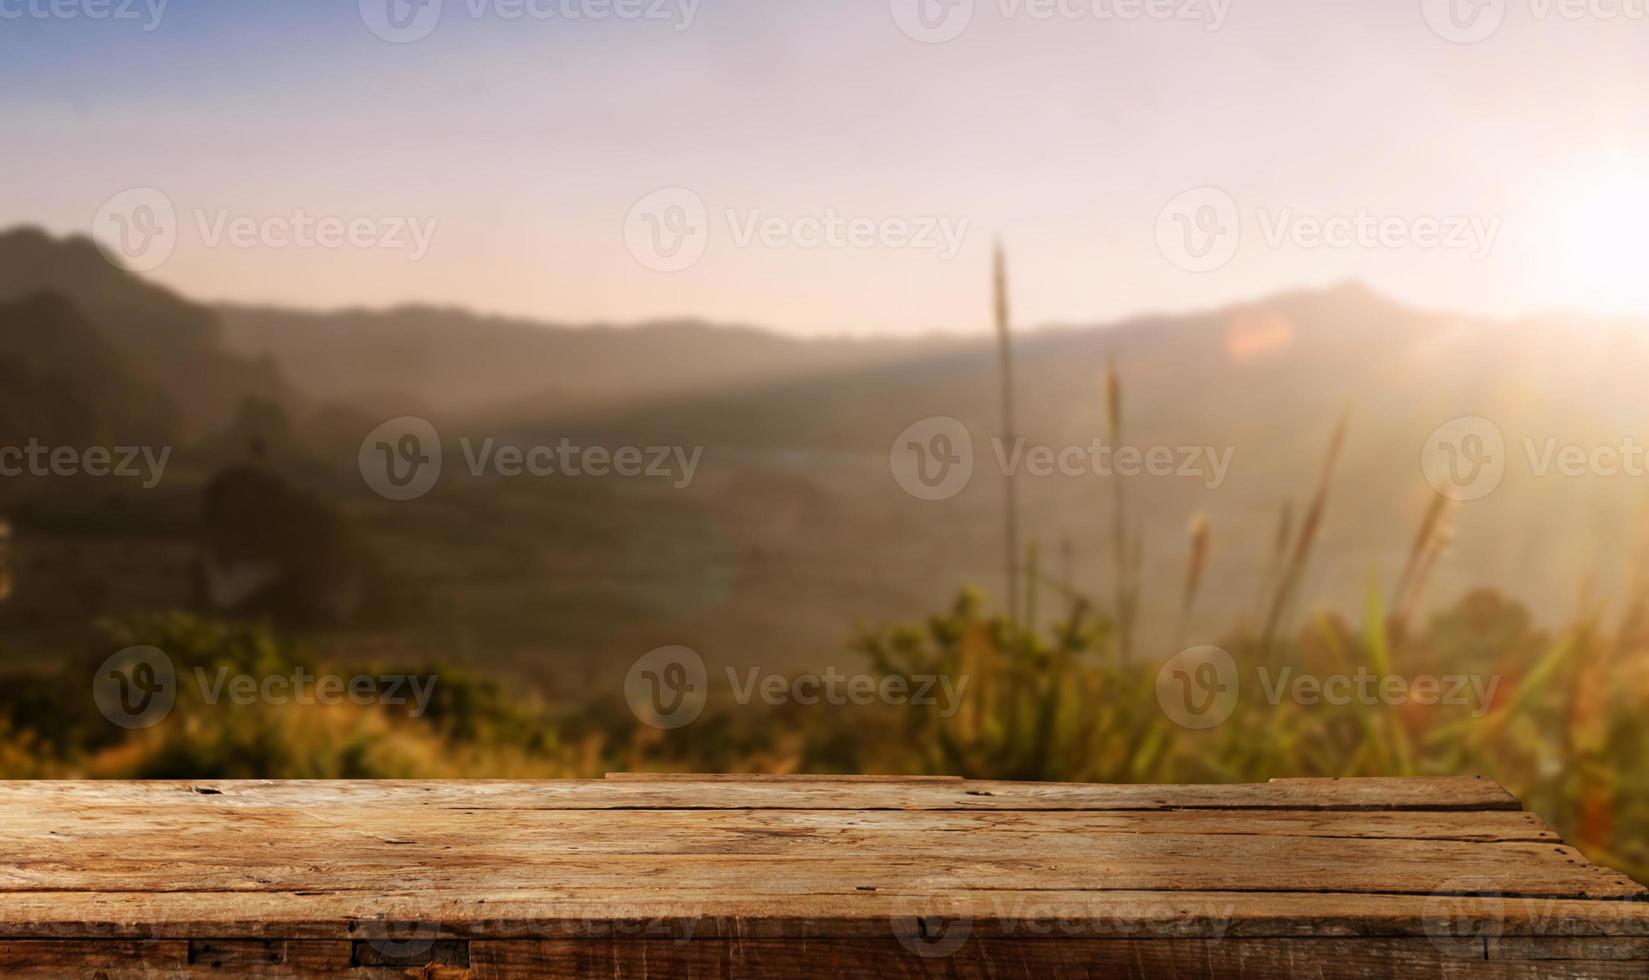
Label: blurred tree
xmin=217 ymin=396 xmax=295 ymax=463
xmin=195 ymin=464 xmax=386 ymax=627
xmin=0 ymin=518 xmax=12 ymax=603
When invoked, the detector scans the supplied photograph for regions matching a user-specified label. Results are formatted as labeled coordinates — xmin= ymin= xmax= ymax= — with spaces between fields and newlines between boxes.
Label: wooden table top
xmin=1 ymin=775 xmax=1644 ymax=977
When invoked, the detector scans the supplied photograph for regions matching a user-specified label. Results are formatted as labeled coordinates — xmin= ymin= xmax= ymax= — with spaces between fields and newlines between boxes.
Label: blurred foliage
xmin=196 ymin=464 xmax=390 ymax=627
xmin=0 ymin=613 xmax=582 ymax=780
xmin=836 ymin=583 xmax=1648 ymax=884
xmin=0 ymin=588 xmax=1642 ymax=886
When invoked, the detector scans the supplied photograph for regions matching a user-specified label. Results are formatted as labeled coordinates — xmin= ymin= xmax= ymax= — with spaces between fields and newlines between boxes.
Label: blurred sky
xmin=3 ymin=0 xmax=1648 ymax=335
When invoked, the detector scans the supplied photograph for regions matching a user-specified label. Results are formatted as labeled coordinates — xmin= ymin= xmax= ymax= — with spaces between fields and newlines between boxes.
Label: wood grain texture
xmin=465 ymin=938 xmax=1649 ymax=980
xmin=0 ymin=774 xmax=1524 ymax=811
xmin=0 ymin=776 xmax=1642 ymax=978
xmin=1 ymin=939 xmax=1644 ymax=979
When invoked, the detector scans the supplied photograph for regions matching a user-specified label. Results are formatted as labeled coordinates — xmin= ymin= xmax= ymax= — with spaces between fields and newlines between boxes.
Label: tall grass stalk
xmin=1392 ymin=493 xmax=1454 ymax=636
xmin=1106 ymin=356 xmax=1143 ymax=661
xmin=1261 ymin=411 xmax=1348 ymax=653
xmin=1254 ymin=502 xmax=1293 ymax=624
xmin=994 ymin=242 xmax=1021 ymax=631
xmin=1178 ymin=512 xmax=1210 ymax=646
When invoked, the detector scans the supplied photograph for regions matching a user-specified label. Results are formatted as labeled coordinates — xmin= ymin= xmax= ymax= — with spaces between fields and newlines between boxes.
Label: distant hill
xmin=8 ymin=218 xmax=1649 ymax=656
xmin=460 ymin=281 xmax=1649 ymax=643
xmin=0 ymin=291 xmax=177 ymax=448
xmin=0 ymin=228 xmax=289 ymax=437
xmin=215 ymin=303 xmax=952 ymax=422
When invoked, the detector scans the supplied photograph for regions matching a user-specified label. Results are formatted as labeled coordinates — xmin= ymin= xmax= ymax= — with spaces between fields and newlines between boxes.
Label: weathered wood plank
xmin=0 ymin=805 xmax=1560 ymax=847
xmin=0 ymin=776 xmax=1640 ymax=978
xmin=0 ymin=939 xmax=190 ymax=977
xmin=2 ymin=838 xmax=1632 ymax=898
xmin=467 ymin=937 xmax=1649 ymax=979
xmin=1486 ymin=936 xmax=1649 ymax=960
xmin=603 ymin=773 xmax=968 ymax=782
xmin=0 ymin=890 xmax=1643 ymax=941
xmin=0 ymin=776 xmax=1521 ymax=812
xmin=1 ymin=938 xmax=1646 ymax=979
xmin=0 ymin=939 xmax=435 ymax=979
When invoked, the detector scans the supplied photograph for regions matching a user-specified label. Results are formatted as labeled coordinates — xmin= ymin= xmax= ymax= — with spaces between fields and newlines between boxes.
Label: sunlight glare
xmin=1536 ymin=165 xmax=1649 ymax=315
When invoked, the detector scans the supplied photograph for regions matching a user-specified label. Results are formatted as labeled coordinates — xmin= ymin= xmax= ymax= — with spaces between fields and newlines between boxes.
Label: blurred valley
xmin=3 ymin=223 xmax=1649 ymax=702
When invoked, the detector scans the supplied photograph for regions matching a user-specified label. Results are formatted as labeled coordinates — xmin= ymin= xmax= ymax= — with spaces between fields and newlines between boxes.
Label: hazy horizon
xmin=17 ymin=222 xmax=1649 ymax=344
xmin=5 ymin=0 xmax=1649 ymax=336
